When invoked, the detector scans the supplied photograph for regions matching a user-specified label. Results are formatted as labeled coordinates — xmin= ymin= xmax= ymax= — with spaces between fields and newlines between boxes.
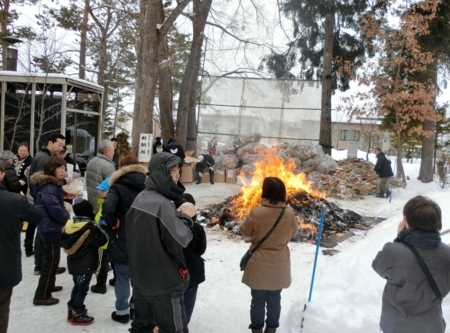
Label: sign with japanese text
xmin=138 ymin=133 xmax=153 ymax=162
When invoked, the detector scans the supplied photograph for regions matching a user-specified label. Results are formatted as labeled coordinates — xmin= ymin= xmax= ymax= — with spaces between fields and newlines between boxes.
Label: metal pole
xmin=308 ymin=206 xmax=326 ymax=302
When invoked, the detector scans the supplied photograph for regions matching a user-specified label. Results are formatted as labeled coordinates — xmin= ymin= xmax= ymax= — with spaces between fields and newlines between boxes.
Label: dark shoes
xmin=109 ymin=278 xmax=116 ymax=286
xmin=34 ymin=267 xmax=41 ymax=276
xmin=52 ymin=286 xmax=63 ymax=292
xmin=24 ymin=239 xmax=34 ymax=257
xmin=264 ymin=327 xmax=277 ymax=333
xmin=71 ymin=307 xmax=94 ymax=326
xmin=33 ymin=297 xmax=59 ymax=306
xmin=111 ymin=311 xmax=130 ymax=324
xmin=375 ymin=193 xmax=385 ymax=198
xmin=90 ymin=284 xmax=107 ymax=294
xmin=385 ymin=191 xmax=391 ymax=198
xmin=56 ymin=267 xmax=66 ymax=275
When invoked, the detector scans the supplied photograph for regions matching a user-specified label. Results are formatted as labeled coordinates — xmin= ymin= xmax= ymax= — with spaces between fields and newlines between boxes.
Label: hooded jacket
xmin=60 ymin=217 xmax=108 ymax=276
xmin=240 ymin=199 xmax=298 ymax=291
xmin=2 ymin=161 xmax=22 ymax=193
xmin=30 ymin=172 xmax=70 ymax=243
xmin=374 ymin=152 xmax=394 ymax=178
xmin=0 ymin=184 xmax=43 ymax=291
xmin=126 ymin=152 xmax=193 ymax=297
xmin=372 ymin=230 xmax=450 ymax=333
xmin=102 ymin=164 xmax=147 ymax=265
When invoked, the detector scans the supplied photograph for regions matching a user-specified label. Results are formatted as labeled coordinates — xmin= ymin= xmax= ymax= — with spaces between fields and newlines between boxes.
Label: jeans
xmin=68 ymin=273 xmax=93 ymax=309
xmin=184 ymin=285 xmax=198 ymax=324
xmin=34 ymin=241 xmax=61 ymax=300
xmin=250 ymin=289 xmax=282 ymax=330
xmin=130 ymin=292 xmax=188 ymax=333
xmin=114 ymin=263 xmax=130 ymax=315
xmin=0 ymin=287 xmax=13 ymax=333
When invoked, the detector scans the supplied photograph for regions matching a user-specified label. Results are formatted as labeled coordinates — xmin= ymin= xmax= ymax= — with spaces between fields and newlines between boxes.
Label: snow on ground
xmin=9 ymin=156 xmax=450 ymax=333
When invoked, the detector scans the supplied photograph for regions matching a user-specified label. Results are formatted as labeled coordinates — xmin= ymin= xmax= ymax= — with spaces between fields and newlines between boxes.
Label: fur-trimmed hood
xmin=30 ymin=171 xmax=58 ymax=186
xmin=109 ymin=164 xmax=147 ymax=185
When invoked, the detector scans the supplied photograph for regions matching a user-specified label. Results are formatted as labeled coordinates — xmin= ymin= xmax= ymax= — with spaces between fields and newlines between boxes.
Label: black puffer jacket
xmin=374 ymin=152 xmax=394 ymax=178
xmin=183 ymin=223 xmax=207 ymax=289
xmin=103 ymin=164 xmax=147 ymax=264
xmin=60 ymin=217 xmax=108 ymax=276
xmin=126 ymin=152 xmax=193 ymax=297
xmin=2 ymin=162 xmax=22 ymax=193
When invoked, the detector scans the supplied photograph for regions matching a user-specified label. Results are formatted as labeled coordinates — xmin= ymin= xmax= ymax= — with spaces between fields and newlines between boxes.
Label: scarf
xmin=394 ymin=229 xmax=441 ymax=249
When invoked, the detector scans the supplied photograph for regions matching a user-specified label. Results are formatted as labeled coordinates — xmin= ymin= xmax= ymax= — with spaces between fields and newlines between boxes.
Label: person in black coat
xmin=15 ymin=143 xmax=33 ymax=195
xmin=175 ymin=193 xmax=207 ymax=324
xmin=153 ymin=137 xmax=165 ymax=154
xmin=102 ymin=156 xmax=147 ymax=324
xmin=0 ymin=150 xmax=22 ymax=193
xmin=373 ymin=147 xmax=394 ymax=198
xmin=195 ymin=154 xmax=215 ymax=185
xmin=60 ymin=198 xmax=108 ymax=326
xmin=0 ymin=161 xmax=44 ymax=333
xmin=165 ymin=138 xmax=186 ymax=162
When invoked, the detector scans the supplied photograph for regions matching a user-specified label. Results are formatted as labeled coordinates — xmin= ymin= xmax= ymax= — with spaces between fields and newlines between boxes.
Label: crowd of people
xmin=2 ymin=135 xmax=450 ymax=333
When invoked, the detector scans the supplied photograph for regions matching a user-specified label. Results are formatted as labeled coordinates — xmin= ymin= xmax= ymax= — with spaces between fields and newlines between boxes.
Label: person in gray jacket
xmin=85 ymin=140 xmax=116 ymax=213
xmin=126 ymin=152 xmax=195 ymax=333
xmin=372 ymin=195 xmax=450 ymax=333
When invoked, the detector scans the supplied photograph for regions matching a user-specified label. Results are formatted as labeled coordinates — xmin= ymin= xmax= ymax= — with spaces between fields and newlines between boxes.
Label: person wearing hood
xmin=152 ymin=137 xmax=165 ymax=154
xmin=165 ymin=138 xmax=186 ymax=162
xmin=0 ymin=160 xmax=44 ymax=333
xmin=127 ymin=152 xmax=195 ymax=333
xmin=195 ymin=154 xmax=215 ymax=185
xmin=373 ymin=147 xmax=394 ymax=198
xmin=31 ymin=156 xmax=71 ymax=306
xmin=0 ymin=150 xmax=22 ymax=193
xmin=372 ymin=195 xmax=450 ymax=333
xmin=102 ymin=156 xmax=147 ymax=324
xmin=60 ymin=198 xmax=108 ymax=326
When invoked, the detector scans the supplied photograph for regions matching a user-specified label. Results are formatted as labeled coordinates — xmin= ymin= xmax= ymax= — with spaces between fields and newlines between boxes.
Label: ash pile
xmin=213 ymin=134 xmax=403 ymax=200
xmin=198 ymin=192 xmax=365 ymax=245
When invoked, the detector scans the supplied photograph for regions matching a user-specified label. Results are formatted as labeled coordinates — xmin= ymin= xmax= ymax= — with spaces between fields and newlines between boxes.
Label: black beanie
xmin=73 ymin=198 xmax=95 ymax=219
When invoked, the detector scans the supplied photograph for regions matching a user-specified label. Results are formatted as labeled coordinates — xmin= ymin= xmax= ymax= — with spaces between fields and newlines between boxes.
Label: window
xmin=340 ymin=130 xmax=360 ymax=141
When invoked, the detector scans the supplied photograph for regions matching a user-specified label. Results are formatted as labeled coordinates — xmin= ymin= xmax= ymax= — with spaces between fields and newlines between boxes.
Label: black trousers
xmin=96 ymin=250 xmax=109 ymax=285
xmin=34 ymin=231 xmax=44 ymax=268
xmin=0 ymin=288 xmax=13 ymax=333
xmin=34 ymin=241 xmax=60 ymax=300
xmin=130 ymin=292 xmax=188 ymax=333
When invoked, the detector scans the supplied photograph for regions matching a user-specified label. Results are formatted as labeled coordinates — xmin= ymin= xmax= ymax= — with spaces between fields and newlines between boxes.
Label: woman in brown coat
xmin=240 ymin=177 xmax=298 ymax=333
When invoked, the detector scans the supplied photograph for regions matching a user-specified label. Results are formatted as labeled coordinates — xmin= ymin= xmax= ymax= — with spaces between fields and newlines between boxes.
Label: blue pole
xmin=389 ymin=157 xmax=397 ymax=203
xmin=308 ymin=206 xmax=326 ymax=302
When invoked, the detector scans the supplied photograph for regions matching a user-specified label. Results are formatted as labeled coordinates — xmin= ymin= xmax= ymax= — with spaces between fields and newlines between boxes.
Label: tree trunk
xmin=319 ymin=3 xmax=334 ymax=156
xmin=176 ymin=0 xmax=212 ymax=151
xmin=1 ymin=0 xmax=10 ymax=70
xmin=156 ymin=1 xmax=174 ymax=144
xmin=418 ymin=120 xmax=435 ymax=183
xmin=131 ymin=0 xmax=159 ymax=156
xmin=79 ymin=0 xmax=90 ymax=80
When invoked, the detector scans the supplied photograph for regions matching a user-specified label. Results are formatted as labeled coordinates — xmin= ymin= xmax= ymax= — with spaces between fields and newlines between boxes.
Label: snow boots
xmin=24 ymin=239 xmax=34 ymax=257
xmin=251 ymin=330 xmax=262 ymax=333
xmin=209 ymin=169 xmax=214 ymax=184
xmin=90 ymin=283 xmax=107 ymax=294
xmin=111 ymin=311 xmax=130 ymax=324
xmin=195 ymin=175 xmax=202 ymax=185
xmin=264 ymin=327 xmax=276 ymax=333
xmin=67 ymin=305 xmax=72 ymax=322
xmin=71 ymin=307 xmax=94 ymax=326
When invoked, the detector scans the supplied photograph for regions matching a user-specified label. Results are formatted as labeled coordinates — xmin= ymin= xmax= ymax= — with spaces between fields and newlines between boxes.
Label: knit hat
xmin=96 ymin=177 xmax=111 ymax=191
xmin=73 ymin=197 xmax=95 ymax=219
xmin=0 ymin=150 xmax=15 ymax=161
xmin=168 ymin=141 xmax=178 ymax=147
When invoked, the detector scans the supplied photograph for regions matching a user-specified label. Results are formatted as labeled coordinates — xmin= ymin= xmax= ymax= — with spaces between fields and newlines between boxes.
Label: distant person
xmin=102 ymin=156 xmax=146 ymax=323
xmin=14 ymin=142 xmax=32 ymax=195
xmin=240 ymin=177 xmax=298 ymax=333
xmin=406 ymin=151 xmax=411 ymax=163
xmin=85 ymin=140 xmax=116 ymax=213
xmin=60 ymin=198 xmax=108 ymax=326
xmin=0 ymin=150 xmax=22 ymax=193
xmin=126 ymin=152 xmax=194 ymax=333
xmin=111 ymin=138 xmax=119 ymax=170
xmin=58 ymin=146 xmax=80 ymax=173
xmin=195 ymin=154 xmax=215 ymax=185
xmin=152 ymin=137 xmax=165 ymax=154
xmin=372 ymin=195 xmax=450 ymax=333
xmin=437 ymin=155 xmax=446 ymax=189
xmin=31 ymin=156 xmax=71 ymax=306
xmin=176 ymin=193 xmax=206 ymax=324
xmin=165 ymin=138 xmax=186 ymax=162
xmin=373 ymin=147 xmax=394 ymax=198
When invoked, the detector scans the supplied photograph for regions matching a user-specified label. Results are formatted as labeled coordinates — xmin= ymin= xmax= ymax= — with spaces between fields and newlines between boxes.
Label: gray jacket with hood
xmin=126 ymin=152 xmax=193 ymax=297
xmin=372 ymin=234 xmax=450 ymax=333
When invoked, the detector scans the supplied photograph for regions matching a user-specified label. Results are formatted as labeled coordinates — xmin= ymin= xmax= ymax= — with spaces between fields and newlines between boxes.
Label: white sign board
xmin=138 ymin=133 xmax=153 ymax=163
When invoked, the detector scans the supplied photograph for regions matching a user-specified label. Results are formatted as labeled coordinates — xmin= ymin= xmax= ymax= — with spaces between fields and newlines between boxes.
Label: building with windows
xmin=331 ymin=121 xmax=387 ymax=152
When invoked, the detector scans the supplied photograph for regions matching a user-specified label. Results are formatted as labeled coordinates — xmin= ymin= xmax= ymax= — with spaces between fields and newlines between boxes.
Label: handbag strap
xmin=249 ymin=207 xmax=286 ymax=254
xmin=403 ymin=242 xmax=442 ymax=302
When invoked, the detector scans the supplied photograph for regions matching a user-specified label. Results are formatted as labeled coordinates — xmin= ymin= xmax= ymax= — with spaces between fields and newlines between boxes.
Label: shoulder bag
xmin=240 ymin=207 xmax=286 ymax=271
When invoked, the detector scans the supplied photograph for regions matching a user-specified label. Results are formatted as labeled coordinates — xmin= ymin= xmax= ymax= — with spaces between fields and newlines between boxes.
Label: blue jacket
xmin=30 ymin=172 xmax=70 ymax=243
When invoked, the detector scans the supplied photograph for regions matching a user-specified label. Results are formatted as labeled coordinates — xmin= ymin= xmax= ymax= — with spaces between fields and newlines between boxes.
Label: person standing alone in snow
xmin=126 ymin=152 xmax=195 ymax=333
xmin=373 ymin=147 xmax=394 ymax=198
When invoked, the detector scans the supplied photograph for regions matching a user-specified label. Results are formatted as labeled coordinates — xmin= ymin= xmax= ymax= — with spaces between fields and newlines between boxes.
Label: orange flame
xmin=231 ymin=154 xmax=326 ymax=221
